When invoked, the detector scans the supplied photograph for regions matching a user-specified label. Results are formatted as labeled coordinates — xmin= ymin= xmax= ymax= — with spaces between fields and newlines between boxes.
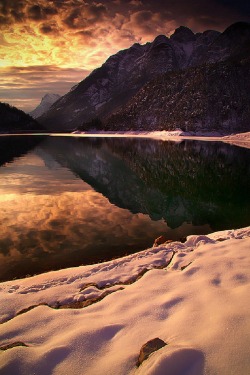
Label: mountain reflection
xmin=0 ymin=135 xmax=45 ymax=167
xmin=0 ymin=135 xmax=249 ymax=281
xmin=40 ymin=136 xmax=250 ymax=231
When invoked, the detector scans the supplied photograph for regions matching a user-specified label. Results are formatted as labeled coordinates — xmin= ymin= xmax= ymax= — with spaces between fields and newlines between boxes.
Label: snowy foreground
xmin=0 ymin=227 xmax=250 ymax=375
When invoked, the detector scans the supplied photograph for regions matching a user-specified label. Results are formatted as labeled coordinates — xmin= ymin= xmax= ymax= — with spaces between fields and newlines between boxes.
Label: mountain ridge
xmin=38 ymin=22 xmax=250 ymax=133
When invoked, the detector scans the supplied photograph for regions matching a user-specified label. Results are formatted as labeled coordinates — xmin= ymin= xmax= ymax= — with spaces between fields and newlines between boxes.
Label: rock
xmin=137 ymin=337 xmax=167 ymax=366
xmin=0 ymin=342 xmax=28 ymax=351
xmin=153 ymin=235 xmax=173 ymax=247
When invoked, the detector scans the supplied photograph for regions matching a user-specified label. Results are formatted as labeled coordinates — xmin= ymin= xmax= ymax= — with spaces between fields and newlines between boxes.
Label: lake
xmin=0 ymin=135 xmax=250 ymax=282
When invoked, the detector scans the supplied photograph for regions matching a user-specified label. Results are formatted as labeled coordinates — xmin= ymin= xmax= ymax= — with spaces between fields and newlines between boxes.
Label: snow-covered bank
xmin=222 ymin=131 xmax=250 ymax=149
xmin=70 ymin=130 xmax=250 ymax=149
xmin=0 ymin=227 xmax=250 ymax=375
xmin=1 ymin=130 xmax=250 ymax=149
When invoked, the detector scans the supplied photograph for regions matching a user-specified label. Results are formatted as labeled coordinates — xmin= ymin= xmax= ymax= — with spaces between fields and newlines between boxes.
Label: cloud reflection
xmin=0 ymin=147 xmax=211 ymax=281
xmin=0 ymin=189 xmax=170 ymax=281
xmin=0 ymin=152 xmax=89 ymax=195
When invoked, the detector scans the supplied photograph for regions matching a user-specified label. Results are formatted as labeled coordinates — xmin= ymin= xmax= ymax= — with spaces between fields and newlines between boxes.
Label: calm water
xmin=0 ymin=135 xmax=250 ymax=282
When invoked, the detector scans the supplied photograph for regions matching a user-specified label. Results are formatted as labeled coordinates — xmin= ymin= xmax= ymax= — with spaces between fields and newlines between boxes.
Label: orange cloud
xmin=1 ymin=0 xmax=249 ymax=111
xmin=122 ymin=10 xmax=177 ymax=42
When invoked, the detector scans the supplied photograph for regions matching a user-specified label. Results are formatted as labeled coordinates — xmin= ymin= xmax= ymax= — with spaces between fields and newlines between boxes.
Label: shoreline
xmin=0 ymin=226 xmax=249 ymax=287
xmin=1 ymin=130 xmax=250 ymax=149
xmin=0 ymin=225 xmax=249 ymax=286
xmin=0 ymin=226 xmax=250 ymax=374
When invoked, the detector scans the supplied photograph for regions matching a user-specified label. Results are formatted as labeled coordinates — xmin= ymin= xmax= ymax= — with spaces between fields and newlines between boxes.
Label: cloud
xmin=0 ymin=66 xmax=90 ymax=112
xmin=63 ymin=7 xmax=82 ymax=29
xmin=130 ymin=0 xmax=143 ymax=7
xmin=122 ymin=10 xmax=177 ymax=42
xmin=88 ymin=3 xmax=107 ymax=19
xmin=27 ymin=5 xmax=45 ymax=20
xmin=43 ymin=6 xmax=58 ymax=16
xmin=0 ymin=0 xmax=26 ymax=25
xmin=40 ymin=21 xmax=59 ymax=35
xmin=140 ymin=0 xmax=250 ymax=32
xmin=1 ymin=0 xmax=250 ymax=111
xmin=62 ymin=2 xmax=108 ymax=30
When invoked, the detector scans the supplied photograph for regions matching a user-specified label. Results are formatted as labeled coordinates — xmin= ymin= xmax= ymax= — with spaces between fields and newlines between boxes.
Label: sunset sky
xmin=1 ymin=0 xmax=250 ymax=112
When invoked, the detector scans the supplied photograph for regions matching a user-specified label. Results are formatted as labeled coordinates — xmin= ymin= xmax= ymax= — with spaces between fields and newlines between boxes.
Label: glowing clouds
xmin=0 ymin=1 xmax=111 ymax=70
xmin=122 ymin=10 xmax=177 ymax=42
xmin=1 ymin=0 xmax=250 ymax=70
xmin=1 ymin=0 xmax=250 ymax=111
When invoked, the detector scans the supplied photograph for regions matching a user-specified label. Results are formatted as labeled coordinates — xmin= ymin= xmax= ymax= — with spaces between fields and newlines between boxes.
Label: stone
xmin=137 ymin=337 xmax=167 ymax=366
xmin=153 ymin=235 xmax=173 ymax=247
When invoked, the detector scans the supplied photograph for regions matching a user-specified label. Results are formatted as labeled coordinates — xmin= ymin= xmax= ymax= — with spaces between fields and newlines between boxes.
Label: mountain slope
xmin=0 ymin=102 xmax=45 ymax=133
xmin=38 ymin=39 xmax=177 ymax=130
xmin=39 ymin=22 xmax=250 ymax=132
xmin=30 ymin=94 xmax=60 ymax=119
xmin=104 ymin=57 xmax=250 ymax=133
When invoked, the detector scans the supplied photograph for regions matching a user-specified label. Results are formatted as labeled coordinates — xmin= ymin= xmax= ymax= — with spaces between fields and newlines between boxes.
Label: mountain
xmin=105 ymin=57 xmax=250 ymax=133
xmin=29 ymin=93 xmax=61 ymax=119
xmin=0 ymin=102 xmax=45 ymax=133
xmin=39 ymin=22 xmax=250 ymax=133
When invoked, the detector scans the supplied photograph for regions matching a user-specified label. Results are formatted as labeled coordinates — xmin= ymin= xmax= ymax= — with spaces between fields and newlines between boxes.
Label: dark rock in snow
xmin=153 ymin=235 xmax=173 ymax=247
xmin=137 ymin=338 xmax=167 ymax=366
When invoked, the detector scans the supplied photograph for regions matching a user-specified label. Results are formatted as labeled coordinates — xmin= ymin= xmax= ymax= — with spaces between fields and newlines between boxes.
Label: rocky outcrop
xmin=39 ymin=22 xmax=250 ymax=132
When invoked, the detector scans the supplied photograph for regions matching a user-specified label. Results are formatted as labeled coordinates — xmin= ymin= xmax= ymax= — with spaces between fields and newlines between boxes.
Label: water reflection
xmin=40 ymin=136 xmax=250 ymax=230
xmin=0 ymin=135 xmax=44 ymax=167
xmin=0 ymin=136 xmax=249 ymax=281
xmin=0 ymin=190 xmax=172 ymax=281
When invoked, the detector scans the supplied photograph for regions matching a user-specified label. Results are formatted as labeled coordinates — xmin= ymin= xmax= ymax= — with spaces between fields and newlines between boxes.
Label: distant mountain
xmin=0 ymin=102 xmax=45 ymax=133
xmin=30 ymin=93 xmax=60 ymax=119
xmin=39 ymin=22 xmax=250 ymax=133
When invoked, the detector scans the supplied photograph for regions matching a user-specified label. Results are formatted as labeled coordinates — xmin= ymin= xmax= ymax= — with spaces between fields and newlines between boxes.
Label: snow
xmin=67 ymin=130 xmax=250 ymax=149
xmin=2 ymin=131 xmax=250 ymax=150
xmin=0 ymin=226 xmax=250 ymax=375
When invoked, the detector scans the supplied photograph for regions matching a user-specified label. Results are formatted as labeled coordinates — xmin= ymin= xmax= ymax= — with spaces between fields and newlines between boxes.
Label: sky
xmin=1 ymin=0 xmax=250 ymax=112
